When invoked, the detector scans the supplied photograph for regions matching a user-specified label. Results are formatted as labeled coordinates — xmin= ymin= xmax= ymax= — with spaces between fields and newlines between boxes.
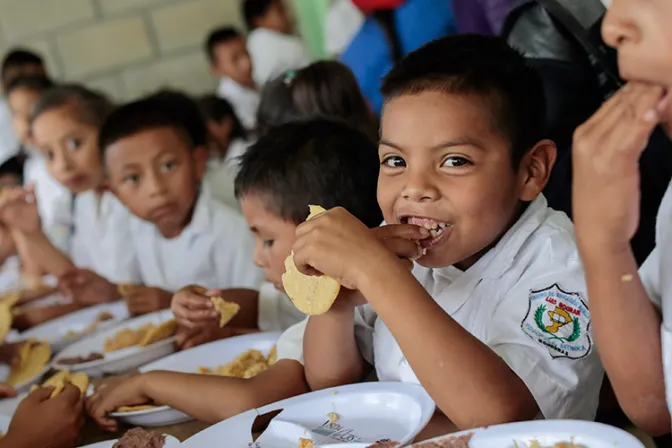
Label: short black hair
xmin=2 ymin=49 xmax=43 ymax=80
xmin=205 ymin=27 xmax=243 ymax=63
xmin=198 ymin=95 xmax=247 ymax=141
xmin=30 ymin=84 xmax=114 ymax=129
xmin=6 ymin=74 xmax=54 ymax=96
xmin=381 ymin=34 xmax=546 ymax=167
xmin=235 ymin=119 xmax=382 ymax=227
xmin=99 ymin=90 xmax=207 ymax=154
xmin=0 ymin=154 xmax=24 ymax=184
xmin=242 ymin=0 xmax=275 ymax=30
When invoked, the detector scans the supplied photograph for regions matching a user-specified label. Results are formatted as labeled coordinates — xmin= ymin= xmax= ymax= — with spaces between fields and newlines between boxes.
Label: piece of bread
xmin=282 ymin=205 xmax=341 ymax=315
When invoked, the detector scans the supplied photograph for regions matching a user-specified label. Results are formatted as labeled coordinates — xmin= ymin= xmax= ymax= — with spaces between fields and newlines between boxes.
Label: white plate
xmin=78 ymin=434 xmax=180 ymax=448
xmin=0 ymin=413 xmax=11 ymax=436
xmin=182 ymin=382 xmax=436 ymax=447
xmin=52 ymin=310 xmax=177 ymax=377
xmin=414 ymin=420 xmax=645 ymax=448
xmin=109 ymin=332 xmax=281 ymax=427
xmin=0 ymin=362 xmax=48 ymax=394
xmin=18 ymin=301 xmax=130 ymax=353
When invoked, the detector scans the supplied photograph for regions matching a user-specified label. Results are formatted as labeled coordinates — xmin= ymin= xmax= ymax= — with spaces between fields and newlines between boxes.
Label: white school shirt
xmin=258 ymin=281 xmax=306 ymax=332
xmin=46 ymin=190 xmax=140 ymax=284
xmin=23 ymin=151 xmax=70 ymax=229
xmin=217 ymin=78 xmax=260 ymax=131
xmin=129 ymin=186 xmax=264 ymax=292
xmin=0 ymin=100 xmax=18 ymax=164
xmin=277 ymin=195 xmax=604 ymax=420
xmin=247 ymin=28 xmax=310 ymax=86
xmin=639 ymin=180 xmax=672 ymax=426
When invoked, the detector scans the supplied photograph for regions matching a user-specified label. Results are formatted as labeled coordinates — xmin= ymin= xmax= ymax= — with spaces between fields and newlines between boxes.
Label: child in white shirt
xmin=98 ymin=91 xmax=263 ymax=315
xmin=279 ymin=35 xmax=604 ymax=429
xmin=206 ymin=27 xmax=260 ymax=132
xmin=242 ymin=0 xmax=310 ymax=86
xmin=571 ymin=0 xmax=672 ymax=436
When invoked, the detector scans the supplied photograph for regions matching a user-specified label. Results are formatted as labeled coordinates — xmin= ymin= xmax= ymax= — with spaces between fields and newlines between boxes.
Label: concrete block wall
xmin=0 ymin=0 xmax=247 ymax=101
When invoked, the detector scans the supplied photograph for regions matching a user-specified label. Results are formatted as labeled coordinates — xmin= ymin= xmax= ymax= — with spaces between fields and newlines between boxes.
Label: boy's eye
xmin=160 ymin=161 xmax=176 ymax=172
xmin=123 ymin=174 xmax=140 ymax=184
xmin=442 ymin=156 xmax=470 ymax=168
xmin=381 ymin=156 xmax=406 ymax=168
xmin=263 ymin=239 xmax=274 ymax=248
xmin=66 ymin=139 xmax=81 ymax=151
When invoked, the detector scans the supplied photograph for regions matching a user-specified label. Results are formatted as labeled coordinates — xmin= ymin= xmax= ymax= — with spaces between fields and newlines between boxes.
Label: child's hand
xmin=292 ymin=207 xmax=426 ymax=291
xmin=0 ymin=341 xmax=28 ymax=368
xmin=0 ymin=382 xmax=16 ymax=399
xmin=6 ymin=384 xmax=84 ymax=448
xmin=58 ymin=269 xmax=117 ymax=305
xmin=125 ymin=287 xmax=172 ymax=316
xmin=171 ymin=285 xmax=220 ymax=329
xmin=0 ymin=186 xmax=40 ymax=235
xmin=86 ymin=373 xmax=148 ymax=432
xmin=573 ymin=82 xmax=667 ymax=254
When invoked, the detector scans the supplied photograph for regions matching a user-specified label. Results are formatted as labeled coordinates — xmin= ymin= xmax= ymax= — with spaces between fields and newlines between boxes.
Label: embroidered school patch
xmin=521 ymin=284 xmax=592 ymax=360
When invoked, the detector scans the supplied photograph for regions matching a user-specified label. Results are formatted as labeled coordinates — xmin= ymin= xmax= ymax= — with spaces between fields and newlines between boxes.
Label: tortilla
xmin=210 ymin=297 xmax=240 ymax=327
xmin=32 ymin=370 xmax=89 ymax=398
xmin=138 ymin=319 xmax=178 ymax=347
xmin=7 ymin=340 xmax=51 ymax=386
xmin=116 ymin=404 xmax=158 ymax=412
xmin=64 ymin=311 xmax=115 ymax=340
xmin=282 ymin=206 xmax=341 ymax=315
xmin=0 ymin=292 xmax=21 ymax=343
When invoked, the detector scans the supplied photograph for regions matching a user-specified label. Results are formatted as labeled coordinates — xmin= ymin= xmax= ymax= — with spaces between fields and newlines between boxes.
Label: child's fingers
xmin=183 ymin=295 xmax=214 ymax=310
xmin=380 ymin=237 xmax=423 ymax=259
xmin=373 ymin=224 xmax=429 ymax=240
xmin=28 ymin=386 xmax=55 ymax=403
xmin=58 ymin=384 xmax=82 ymax=405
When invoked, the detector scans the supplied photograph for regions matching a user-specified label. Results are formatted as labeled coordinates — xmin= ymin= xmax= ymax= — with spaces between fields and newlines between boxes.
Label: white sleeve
xmin=639 ymin=246 xmax=662 ymax=308
xmin=258 ymin=282 xmax=307 ymax=333
xmin=43 ymin=195 xmax=73 ymax=255
xmin=486 ymin=264 xmax=604 ymax=421
xmin=276 ymin=305 xmax=378 ymax=366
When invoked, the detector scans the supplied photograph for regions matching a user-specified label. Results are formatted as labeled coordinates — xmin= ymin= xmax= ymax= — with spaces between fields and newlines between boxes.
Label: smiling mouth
xmin=400 ymin=216 xmax=452 ymax=249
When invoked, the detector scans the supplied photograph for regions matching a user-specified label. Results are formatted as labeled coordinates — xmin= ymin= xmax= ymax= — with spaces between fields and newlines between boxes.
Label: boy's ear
xmin=192 ymin=146 xmax=209 ymax=181
xmin=517 ymin=139 xmax=557 ymax=202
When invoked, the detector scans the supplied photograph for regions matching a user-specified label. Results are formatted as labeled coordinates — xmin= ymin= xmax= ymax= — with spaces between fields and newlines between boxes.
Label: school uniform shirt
xmin=247 ymin=28 xmax=310 ymax=86
xmin=0 ymin=100 xmax=18 ymax=164
xmin=258 ymin=281 xmax=306 ymax=332
xmin=128 ymin=185 xmax=263 ymax=292
xmin=46 ymin=190 xmax=140 ymax=284
xmin=639 ymin=180 xmax=672 ymax=424
xmin=276 ymin=195 xmax=604 ymax=420
xmin=23 ymin=150 xmax=70 ymax=230
xmin=217 ymin=78 xmax=260 ymax=131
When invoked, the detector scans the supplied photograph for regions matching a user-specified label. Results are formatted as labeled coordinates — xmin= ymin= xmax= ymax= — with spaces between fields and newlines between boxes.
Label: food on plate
xmin=7 ymin=339 xmax=51 ymax=386
xmin=30 ymin=370 xmax=89 ymax=397
xmin=267 ymin=344 xmax=277 ymax=365
xmin=117 ymin=284 xmax=139 ymax=298
xmin=0 ymin=292 xmax=21 ymax=343
xmin=63 ymin=311 xmax=115 ymax=340
xmin=299 ymin=439 xmax=314 ymax=448
xmin=210 ymin=297 xmax=240 ymax=327
xmin=282 ymin=205 xmax=341 ymax=315
xmin=58 ymin=352 xmax=104 ymax=365
xmin=116 ymin=404 xmax=158 ymax=412
xmin=104 ymin=319 xmax=177 ymax=353
xmin=328 ymin=412 xmax=339 ymax=424
xmin=198 ymin=346 xmax=276 ymax=379
xmin=413 ymin=433 xmax=473 ymax=447
xmin=112 ymin=428 xmax=166 ymax=448
xmin=366 ymin=442 xmax=400 ymax=448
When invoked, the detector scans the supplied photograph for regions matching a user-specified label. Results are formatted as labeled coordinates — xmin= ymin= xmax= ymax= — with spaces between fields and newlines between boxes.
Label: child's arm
xmin=87 ymin=359 xmax=308 ymax=432
xmin=572 ymin=83 xmax=671 ymax=434
xmin=293 ymin=209 xmax=538 ymax=429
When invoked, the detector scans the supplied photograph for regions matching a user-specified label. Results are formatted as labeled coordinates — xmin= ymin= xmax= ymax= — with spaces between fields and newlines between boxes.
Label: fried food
xmin=328 ymin=412 xmax=339 ymax=424
xmin=267 ymin=344 xmax=277 ymax=365
xmin=139 ymin=319 xmax=178 ymax=347
xmin=30 ymin=370 xmax=89 ymax=398
xmin=116 ymin=404 xmax=158 ymax=412
xmin=210 ymin=297 xmax=240 ymax=327
xmin=104 ymin=319 xmax=176 ymax=353
xmin=198 ymin=346 xmax=276 ymax=379
xmin=63 ymin=311 xmax=115 ymax=340
xmin=299 ymin=439 xmax=314 ymax=448
xmin=7 ymin=340 xmax=51 ymax=386
xmin=282 ymin=205 xmax=341 ymax=315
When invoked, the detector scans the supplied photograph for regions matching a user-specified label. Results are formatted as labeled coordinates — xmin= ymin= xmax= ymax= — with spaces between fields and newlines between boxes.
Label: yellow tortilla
xmin=32 ymin=370 xmax=89 ymax=398
xmin=0 ymin=292 xmax=21 ymax=343
xmin=210 ymin=297 xmax=240 ymax=328
xmin=7 ymin=340 xmax=51 ymax=386
xmin=116 ymin=404 xmax=157 ymax=412
xmin=282 ymin=205 xmax=341 ymax=315
xmin=138 ymin=319 xmax=178 ymax=347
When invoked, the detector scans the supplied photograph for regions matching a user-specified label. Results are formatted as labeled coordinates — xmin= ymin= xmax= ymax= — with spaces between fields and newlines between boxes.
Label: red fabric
xmin=352 ymin=0 xmax=407 ymax=14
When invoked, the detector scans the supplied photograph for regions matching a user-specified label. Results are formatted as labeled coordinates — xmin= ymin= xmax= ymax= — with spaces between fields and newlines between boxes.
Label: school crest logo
xmin=521 ymin=284 xmax=592 ymax=359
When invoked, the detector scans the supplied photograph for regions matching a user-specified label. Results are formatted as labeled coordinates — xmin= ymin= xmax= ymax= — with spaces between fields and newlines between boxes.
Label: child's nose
xmin=402 ymin=172 xmax=440 ymax=203
xmin=602 ymin=4 xmax=637 ymax=49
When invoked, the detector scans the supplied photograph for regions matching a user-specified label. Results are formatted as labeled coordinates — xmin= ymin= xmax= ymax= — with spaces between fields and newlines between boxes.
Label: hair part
xmin=6 ymin=74 xmax=54 ymax=96
xmin=30 ymin=84 xmax=114 ymax=129
xmin=205 ymin=26 xmax=243 ymax=63
xmin=235 ymin=119 xmax=382 ymax=227
xmin=381 ymin=34 xmax=546 ymax=167
xmin=256 ymin=60 xmax=378 ymax=141
xmin=242 ymin=0 xmax=275 ymax=30
xmin=98 ymin=90 xmax=207 ymax=154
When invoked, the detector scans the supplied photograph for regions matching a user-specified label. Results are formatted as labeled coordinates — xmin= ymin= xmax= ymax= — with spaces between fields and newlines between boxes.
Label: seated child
xmin=570 ymin=0 xmax=672 ymax=436
xmin=283 ymin=35 xmax=605 ymax=429
xmin=97 ymin=91 xmax=263 ymax=314
xmin=0 ymin=155 xmax=22 ymax=266
xmin=198 ymin=95 xmax=250 ymax=210
xmin=243 ymin=0 xmax=310 ymax=86
xmin=206 ymin=27 xmax=260 ymax=131
xmin=256 ymin=60 xmax=378 ymax=140
xmin=0 ymin=86 xmax=140 ymax=311
xmin=87 ymin=119 xmax=384 ymax=427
